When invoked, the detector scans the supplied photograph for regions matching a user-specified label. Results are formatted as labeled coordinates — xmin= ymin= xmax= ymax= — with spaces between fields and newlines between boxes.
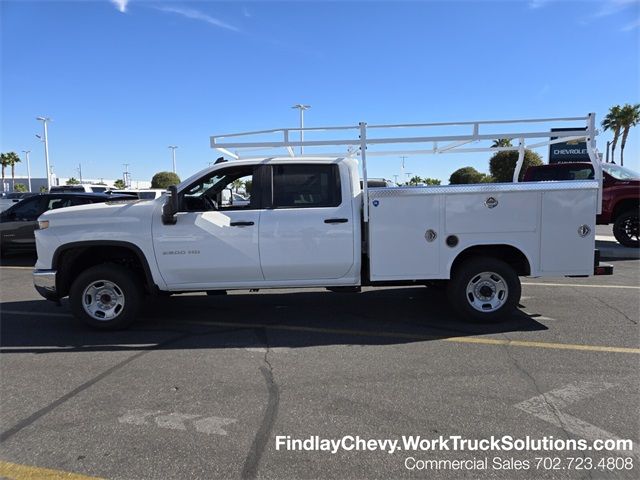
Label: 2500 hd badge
xmin=162 ymin=250 xmax=201 ymax=255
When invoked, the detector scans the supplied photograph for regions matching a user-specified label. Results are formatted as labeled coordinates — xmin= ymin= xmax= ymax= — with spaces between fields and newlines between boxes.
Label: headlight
xmin=38 ymin=220 xmax=49 ymax=230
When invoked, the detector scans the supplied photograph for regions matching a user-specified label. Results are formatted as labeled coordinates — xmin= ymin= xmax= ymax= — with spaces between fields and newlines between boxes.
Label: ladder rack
xmin=210 ymin=113 xmax=601 ymax=221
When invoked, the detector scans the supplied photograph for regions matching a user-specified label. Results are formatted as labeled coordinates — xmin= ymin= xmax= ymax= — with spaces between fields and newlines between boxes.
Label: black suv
xmin=0 ymin=193 xmax=131 ymax=254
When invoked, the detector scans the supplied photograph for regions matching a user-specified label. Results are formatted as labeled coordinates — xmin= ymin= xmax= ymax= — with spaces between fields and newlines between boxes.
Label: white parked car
xmin=50 ymin=185 xmax=109 ymax=193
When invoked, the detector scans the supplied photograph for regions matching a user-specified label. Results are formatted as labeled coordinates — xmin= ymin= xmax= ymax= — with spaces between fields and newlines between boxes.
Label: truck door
xmin=259 ymin=163 xmax=355 ymax=281
xmin=152 ymin=165 xmax=264 ymax=287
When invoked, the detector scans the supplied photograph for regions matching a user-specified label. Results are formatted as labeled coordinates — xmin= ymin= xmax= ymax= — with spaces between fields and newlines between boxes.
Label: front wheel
xmin=447 ymin=257 xmax=521 ymax=323
xmin=69 ymin=264 xmax=142 ymax=330
xmin=613 ymin=210 xmax=639 ymax=248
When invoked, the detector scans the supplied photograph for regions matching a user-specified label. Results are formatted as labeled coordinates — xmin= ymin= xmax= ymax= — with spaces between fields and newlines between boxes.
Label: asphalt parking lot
xmin=1 ymin=254 xmax=639 ymax=480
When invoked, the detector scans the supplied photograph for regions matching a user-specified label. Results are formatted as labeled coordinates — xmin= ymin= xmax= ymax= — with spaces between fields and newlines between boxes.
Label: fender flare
xmin=52 ymin=240 xmax=159 ymax=293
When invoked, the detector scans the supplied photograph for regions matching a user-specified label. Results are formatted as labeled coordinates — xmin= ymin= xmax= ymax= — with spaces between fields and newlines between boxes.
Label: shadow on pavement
xmin=0 ymin=287 xmax=547 ymax=354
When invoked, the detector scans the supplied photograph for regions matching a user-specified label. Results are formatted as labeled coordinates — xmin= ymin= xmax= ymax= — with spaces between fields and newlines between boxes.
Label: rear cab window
xmin=271 ymin=164 xmax=341 ymax=208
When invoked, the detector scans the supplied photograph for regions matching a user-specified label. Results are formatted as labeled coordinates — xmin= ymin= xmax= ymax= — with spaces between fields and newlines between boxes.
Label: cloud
xmin=622 ymin=17 xmax=640 ymax=31
xmin=157 ymin=6 xmax=241 ymax=32
xmin=537 ymin=84 xmax=551 ymax=97
xmin=243 ymin=6 xmax=251 ymax=18
xmin=592 ymin=0 xmax=636 ymax=19
xmin=528 ymin=0 xmax=552 ymax=9
xmin=110 ymin=0 xmax=129 ymax=13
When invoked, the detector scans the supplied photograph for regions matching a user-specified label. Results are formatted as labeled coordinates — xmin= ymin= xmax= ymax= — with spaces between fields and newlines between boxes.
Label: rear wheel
xmin=447 ymin=257 xmax=520 ymax=322
xmin=613 ymin=210 xmax=639 ymax=248
xmin=69 ymin=264 xmax=142 ymax=330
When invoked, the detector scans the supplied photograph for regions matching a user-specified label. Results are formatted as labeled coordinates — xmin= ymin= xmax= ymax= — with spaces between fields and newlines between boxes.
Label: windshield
xmin=184 ymin=172 xmax=230 ymax=198
xmin=602 ymin=163 xmax=640 ymax=180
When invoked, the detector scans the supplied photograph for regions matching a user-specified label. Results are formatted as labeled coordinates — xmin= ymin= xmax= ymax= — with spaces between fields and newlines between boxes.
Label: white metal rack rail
xmin=210 ymin=113 xmax=601 ymax=221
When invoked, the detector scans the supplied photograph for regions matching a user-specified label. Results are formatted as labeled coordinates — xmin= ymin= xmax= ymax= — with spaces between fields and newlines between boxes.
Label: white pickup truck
xmin=33 ymin=114 xmax=613 ymax=329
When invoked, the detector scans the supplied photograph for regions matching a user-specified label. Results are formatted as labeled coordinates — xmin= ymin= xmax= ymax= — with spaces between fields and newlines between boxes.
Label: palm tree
xmin=617 ymin=103 xmax=640 ymax=167
xmin=231 ymin=179 xmax=244 ymax=192
xmin=0 ymin=153 xmax=9 ymax=192
xmin=602 ymin=105 xmax=622 ymax=163
xmin=492 ymin=139 xmax=513 ymax=148
xmin=4 ymin=152 xmax=21 ymax=190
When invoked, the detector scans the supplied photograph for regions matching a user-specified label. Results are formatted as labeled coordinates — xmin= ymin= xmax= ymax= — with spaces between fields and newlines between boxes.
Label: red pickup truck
xmin=524 ymin=162 xmax=639 ymax=247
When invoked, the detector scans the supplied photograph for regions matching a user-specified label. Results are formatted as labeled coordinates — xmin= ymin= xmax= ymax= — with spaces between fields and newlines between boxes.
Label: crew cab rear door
xmin=258 ymin=163 xmax=355 ymax=281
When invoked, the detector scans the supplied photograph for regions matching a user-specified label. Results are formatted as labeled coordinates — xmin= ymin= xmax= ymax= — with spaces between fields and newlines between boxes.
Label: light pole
xmin=291 ymin=104 xmax=311 ymax=155
xmin=123 ymin=163 xmax=130 ymax=188
xmin=406 ymin=172 xmax=413 ymax=185
xmin=21 ymin=150 xmax=32 ymax=192
xmin=36 ymin=117 xmax=52 ymax=190
xmin=168 ymin=146 xmax=178 ymax=173
xmin=400 ymin=155 xmax=408 ymax=183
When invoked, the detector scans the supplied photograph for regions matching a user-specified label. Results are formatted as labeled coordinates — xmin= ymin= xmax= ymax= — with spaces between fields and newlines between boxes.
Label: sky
xmin=1 ymin=0 xmax=639 ymax=185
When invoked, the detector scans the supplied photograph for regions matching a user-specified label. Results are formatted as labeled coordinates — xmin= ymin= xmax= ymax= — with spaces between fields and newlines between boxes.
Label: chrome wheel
xmin=465 ymin=271 xmax=508 ymax=313
xmin=82 ymin=280 xmax=126 ymax=321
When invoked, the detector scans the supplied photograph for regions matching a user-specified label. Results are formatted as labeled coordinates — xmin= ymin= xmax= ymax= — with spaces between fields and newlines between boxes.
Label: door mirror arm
xmin=162 ymin=185 xmax=180 ymax=225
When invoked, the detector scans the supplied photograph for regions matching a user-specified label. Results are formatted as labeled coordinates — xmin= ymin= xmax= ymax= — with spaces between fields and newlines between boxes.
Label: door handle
xmin=230 ymin=221 xmax=254 ymax=227
xmin=324 ymin=218 xmax=349 ymax=224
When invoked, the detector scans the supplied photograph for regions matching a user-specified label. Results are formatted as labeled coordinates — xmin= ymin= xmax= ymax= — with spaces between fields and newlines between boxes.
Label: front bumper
xmin=33 ymin=269 xmax=58 ymax=301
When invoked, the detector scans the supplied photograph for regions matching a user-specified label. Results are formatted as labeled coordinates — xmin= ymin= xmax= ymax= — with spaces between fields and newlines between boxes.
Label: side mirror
xmin=222 ymin=188 xmax=233 ymax=206
xmin=162 ymin=185 xmax=180 ymax=225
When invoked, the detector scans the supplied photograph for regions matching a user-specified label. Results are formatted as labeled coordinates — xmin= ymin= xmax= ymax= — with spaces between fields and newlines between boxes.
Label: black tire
xmin=447 ymin=257 xmax=521 ymax=323
xmin=69 ymin=263 xmax=142 ymax=330
xmin=613 ymin=210 xmax=639 ymax=248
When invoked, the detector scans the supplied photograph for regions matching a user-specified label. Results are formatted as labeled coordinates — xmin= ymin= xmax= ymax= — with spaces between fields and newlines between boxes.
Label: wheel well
xmin=612 ymin=199 xmax=640 ymax=221
xmin=451 ymin=245 xmax=531 ymax=277
xmin=55 ymin=244 xmax=152 ymax=298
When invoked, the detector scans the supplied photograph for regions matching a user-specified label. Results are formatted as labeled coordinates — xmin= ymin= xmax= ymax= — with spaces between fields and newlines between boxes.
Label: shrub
xmin=449 ymin=167 xmax=491 ymax=185
xmin=151 ymin=171 xmax=181 ymax=189
xmin=489 ymin=150 xmax=543 ymax=182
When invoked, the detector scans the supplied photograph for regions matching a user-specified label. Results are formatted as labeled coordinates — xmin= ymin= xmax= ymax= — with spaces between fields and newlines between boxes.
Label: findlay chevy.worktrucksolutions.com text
xmin=275 ymin=435 xmax=633 ymax=455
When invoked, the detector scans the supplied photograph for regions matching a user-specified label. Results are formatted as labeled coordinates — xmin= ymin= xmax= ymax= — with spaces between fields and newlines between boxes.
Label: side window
xmin=567 ymin=168 xmax=594 ymax=180
xmin=43 ymin=196 xmax=89 ymax=211
xmin=272 ymin=164 xmax=341 ymax=208
xmin=68 ymin=197 xmax=93 ymax=207
xmin=10 ymin=197 xmax=46 ymax=219
xmin=46 ymin=198 xmax=69 ymax=211
xmin=181 ymin=166 xmax=256 ymax=212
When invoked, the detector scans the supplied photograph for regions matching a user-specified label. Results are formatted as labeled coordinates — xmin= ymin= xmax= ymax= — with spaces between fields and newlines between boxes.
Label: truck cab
xmin=155 ymin=158 xmax=361 ymax=288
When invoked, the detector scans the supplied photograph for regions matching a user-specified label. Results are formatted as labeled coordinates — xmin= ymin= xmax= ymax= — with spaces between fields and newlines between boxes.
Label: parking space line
xmin=187 ymin=320 xmax=640 ymax=354
xmin=515 ymin=381 xmax=639 ymax=459
xmin=522 ymin=282 xmax=639 ymax=289
xmin=0 ymin=460 xmax=104 ymax=480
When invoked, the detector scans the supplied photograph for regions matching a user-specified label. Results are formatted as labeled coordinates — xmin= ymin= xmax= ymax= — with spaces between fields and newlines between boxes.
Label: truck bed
xmin=367 ymin=180 xmax=599 ymax=280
